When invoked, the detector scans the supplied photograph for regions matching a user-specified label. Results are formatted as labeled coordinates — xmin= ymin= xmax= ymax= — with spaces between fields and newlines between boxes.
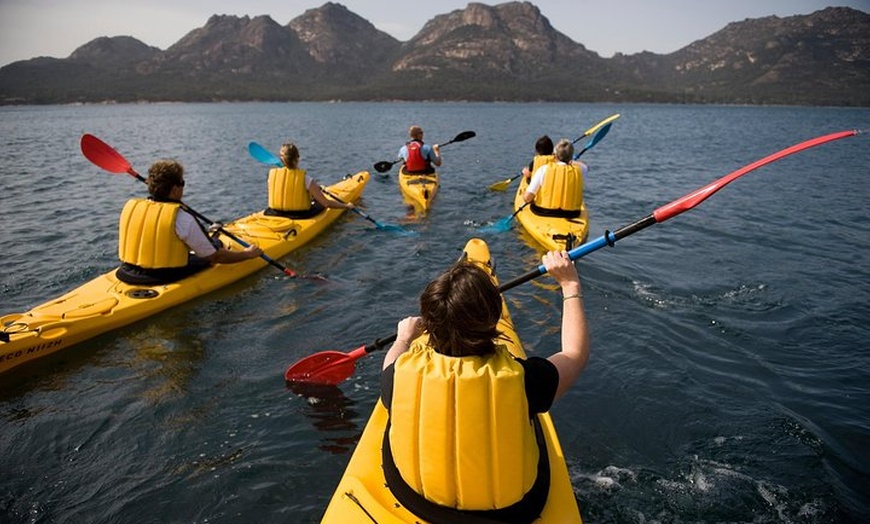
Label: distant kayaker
xmin=380 ymin=249 xmax=589 ymax=523
xmin=116 ymin=159 xmax=263 ymax=285
xmin=265 ymin=142 xmax=354 ymax=218
xmin=523 ymin=137 xmax=587 ymax=218
xmin=398 ymin=125 xmax=441 ymax=174
xmin=522 ymin=134 xmax=555 ymax=182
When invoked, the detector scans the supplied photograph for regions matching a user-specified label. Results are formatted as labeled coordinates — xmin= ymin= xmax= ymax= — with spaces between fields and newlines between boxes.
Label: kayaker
xmin=398 ymin=125 xmax=441 ymax=174
xmin=116 ymin=159 xmax=263 ymax=285
xmin=521 ymin=134 xmax=555 ymax=182
xmin=265 ymin=142 xmax=354 ymax=218
xmin=380 ymin=250 xmax=589 ymax=523
xmin=523 ymin=138 xmax=587 ymax=218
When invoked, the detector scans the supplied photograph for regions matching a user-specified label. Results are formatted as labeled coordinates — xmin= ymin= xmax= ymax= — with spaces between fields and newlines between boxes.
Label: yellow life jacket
xmin=389 ymin=341 xmax=539 ymax=511
xmin=268 ymin=167 xmax=310 ymax=211
xmin=118 ymin=199 xmax=189 ymax=269
xmin=534 ymin=163 xmax=583 ymax=212
xmin=530 ymin=154 xmax=555 ymax=174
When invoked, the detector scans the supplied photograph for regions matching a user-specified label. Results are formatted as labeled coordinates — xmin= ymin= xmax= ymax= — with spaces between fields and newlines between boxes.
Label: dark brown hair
xmin=535 ymin=135 xmax=554 ymax=155
xmin=419 ymin=262 xmax=502 ymax=357
xmin=147 ymin=160 xmax=184 ymax=199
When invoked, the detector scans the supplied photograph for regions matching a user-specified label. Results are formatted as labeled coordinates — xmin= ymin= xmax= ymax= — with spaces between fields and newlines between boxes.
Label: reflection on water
xmin=288 ymin=382 xmax=362 ymax=454
xmin=125 ymin=323 xmax=207 ymax=405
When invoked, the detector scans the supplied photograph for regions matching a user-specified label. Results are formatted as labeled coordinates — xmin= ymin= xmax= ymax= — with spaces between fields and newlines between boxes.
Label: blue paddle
xmin=488 ymin=114 xmax=620 ymax=191
xmin=247 ymin=142 xmax=415 ymax=235
xmin=479 ymin=123 xmax=612 ymax=233
xmin=574 ymin=122 xmax=611 ymax=160
xmin=477 ymin=202 xmax=529 ymax=233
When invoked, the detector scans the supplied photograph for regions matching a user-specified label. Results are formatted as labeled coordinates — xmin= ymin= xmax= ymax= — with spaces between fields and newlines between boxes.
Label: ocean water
xmin=1 ymin=102 xmax=869 ymax=523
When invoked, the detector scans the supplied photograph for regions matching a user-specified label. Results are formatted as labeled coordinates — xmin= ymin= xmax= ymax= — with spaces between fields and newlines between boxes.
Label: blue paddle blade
xmin=586 ymin=122 xmax=612 ymax=147
xmin=380 ymin=224 xmax=418 ymax=236
xmin=574 ymin=122 xmax=612 ymax=160
xmin=248 ymin=142 xmax=283 ymax=167
xmin=478 ymin=215 xmax=515 ymax=233
xmin=347 ymin=207 xmax=416 ymax=235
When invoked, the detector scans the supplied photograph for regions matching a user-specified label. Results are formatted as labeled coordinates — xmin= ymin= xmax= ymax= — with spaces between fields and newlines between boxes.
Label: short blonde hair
xmin=408 ymin=125 xmax=423 ymax=140
xmin=554 ymin=139 xmax=574 ymax=163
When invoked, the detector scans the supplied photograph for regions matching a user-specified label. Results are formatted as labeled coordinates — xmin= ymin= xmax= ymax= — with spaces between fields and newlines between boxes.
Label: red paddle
xmin=283 ymin=347 xmax=369 ymax=385
xmin=285 ymin=129 xmax=862 ymax=385
xmin=80 ymin=133 xmax=313 ymax=279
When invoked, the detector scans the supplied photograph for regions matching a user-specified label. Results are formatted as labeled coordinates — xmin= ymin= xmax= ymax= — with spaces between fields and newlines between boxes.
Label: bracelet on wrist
xmin=562 ymin=293 xmax=583 ymax=302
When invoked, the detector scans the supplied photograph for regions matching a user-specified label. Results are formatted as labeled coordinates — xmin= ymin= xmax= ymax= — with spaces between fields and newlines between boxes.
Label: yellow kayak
xmin=0 ymin=172 xmax=370 ymax=374
xmin=320 ymin=237 xmax=582 ymax=523
xmin=398 ymin=166 xmax=439 ymax=214
xmin=514 ymin=177 xmax=589 ymax=251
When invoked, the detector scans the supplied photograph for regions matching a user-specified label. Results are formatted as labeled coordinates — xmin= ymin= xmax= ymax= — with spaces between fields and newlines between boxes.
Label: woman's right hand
xmin=396 ymin=316 xmax=423 ymax=347
xmin=542 ymin=250 xmax=579 ymax=291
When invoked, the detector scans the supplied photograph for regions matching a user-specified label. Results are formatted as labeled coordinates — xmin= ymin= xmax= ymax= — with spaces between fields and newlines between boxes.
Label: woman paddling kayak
xmin=379 ymin=248 xmax=589 ymax=523
xmin=319 ymin=238 xmax=585 ymax=523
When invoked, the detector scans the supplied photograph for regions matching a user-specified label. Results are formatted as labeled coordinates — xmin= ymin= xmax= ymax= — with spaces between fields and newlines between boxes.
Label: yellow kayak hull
xmin=320 ymin=237 xmax=582 ymax=523
xmin=514 ymin=177 xmax=589 ymax=252
xmin=0 ymin=172 xmax=370 ymax=374
xmin=398 ymin=166 xmax=439 ymax=214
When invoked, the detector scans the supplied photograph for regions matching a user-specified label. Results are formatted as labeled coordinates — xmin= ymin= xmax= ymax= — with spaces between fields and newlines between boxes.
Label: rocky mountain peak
xmin=395 ymin=1 xmax=598 ymax=77
xmin=288 ymin=1 xmax=400 ymax=68
xmin=69 ymin=36 xmax=160 ymax=67
xmin=153 ymin=14 xmax=311 ymax=75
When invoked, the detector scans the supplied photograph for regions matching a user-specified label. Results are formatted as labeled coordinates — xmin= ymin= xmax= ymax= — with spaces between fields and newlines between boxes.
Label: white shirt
xmin=175 ymin=209 xmax=217 ymax=258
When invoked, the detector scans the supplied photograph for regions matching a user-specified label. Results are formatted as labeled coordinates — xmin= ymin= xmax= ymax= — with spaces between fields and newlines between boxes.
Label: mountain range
xmin=0 ymin=2 xmax=867 ymax=106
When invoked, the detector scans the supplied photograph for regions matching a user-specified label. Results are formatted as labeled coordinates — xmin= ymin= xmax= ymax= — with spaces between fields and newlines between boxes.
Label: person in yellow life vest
xmin=380 ymin=250 xmax=589 ymax=524
xmin=521 ymin=135 xmax=554 ymax=182
xmin=116 ymin=160 xmax=263 ymax=285
xmin=523 ymin=138 xmax=587 ymax=218
xmin=265 ymin=142 xmax=353 ymax=218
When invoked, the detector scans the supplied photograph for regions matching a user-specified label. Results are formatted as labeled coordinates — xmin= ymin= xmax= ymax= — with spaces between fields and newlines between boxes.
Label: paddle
xmin=321 ymin=186 xmax=417 ymax=236
xmin=285 ymin=129 xmax=860 ymax=385
xmin=479 ymin=124 xmax=611 ymax=233
xmin=572 ymin=113 xmax=620 ymax=145
xmin=477 ymin=202 xmax=529 ymax=234
xmin=247 ymin=142 xmax=415 ymax=235
xmin=80 ymin=134 xmax=308 ymax=279
xmin=574 ymin=122 xmax=612 ymax=160
xmin=487 ymin=113 xmax=620 ymax=191
xmin=373 ymin=130 xmax=476 ymax=173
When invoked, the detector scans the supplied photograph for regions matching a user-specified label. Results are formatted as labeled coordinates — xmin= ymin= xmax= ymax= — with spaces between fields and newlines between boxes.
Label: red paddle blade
xmin=284 ymin=350 xmax=359 ymax=386
xmin=80 ymin=133 xmax=132 ymax=174
xmin=654 ymin=129 xmax=860 ymax=223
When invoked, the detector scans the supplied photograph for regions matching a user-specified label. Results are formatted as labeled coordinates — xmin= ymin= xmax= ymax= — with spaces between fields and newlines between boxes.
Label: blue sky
xmin=1 ymin=0 xmax=867 ymax=66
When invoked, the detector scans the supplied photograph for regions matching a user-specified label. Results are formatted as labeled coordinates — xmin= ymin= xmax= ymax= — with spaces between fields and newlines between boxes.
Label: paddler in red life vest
xmin=523 ymin=138 xmax=587 ymax=219
xmin=265 ymin=142 xmax=354 ymax=219
xmin=116 ymin=159 xmax=263 ymax=285
xmin=398 ymin=125 xmax=441 ymax=174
